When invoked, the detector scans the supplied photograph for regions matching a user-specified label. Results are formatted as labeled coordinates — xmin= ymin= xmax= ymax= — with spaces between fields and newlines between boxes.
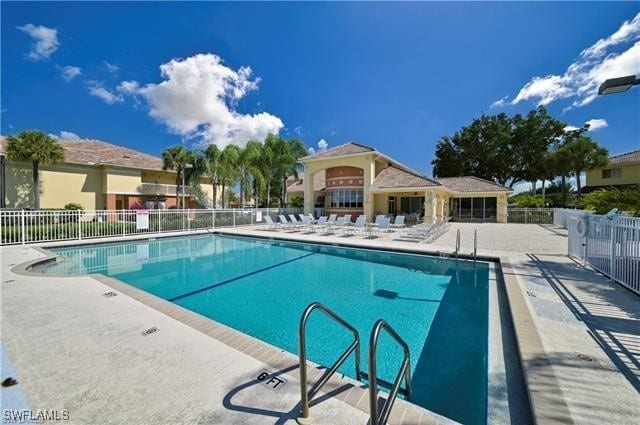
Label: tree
xmin=281 ymin=138 xmax=308 ymax=206
xmin=219 ymin=144 xmax=240 ymax=208
xmin=161 ymin=145 xmax=194 ymax=208
xmin=511 ymin=106 xmax=566 ymax=190
xmin=431 ymin=107 xmax=565 ymax=188
xmin=559 ymin=135 xmax=608 ymax=198
xmin=203 ymin=144 xmax=222 ymax=208
xmin=432 ymin=137 xmax=464 ymax=178
xmin=5 ymin=130 xmax=65 ymax=209
xmin=237 ymin=141 xmax=263 ymax=208
xmin=256 ymin=134 xmax=280 ymax=206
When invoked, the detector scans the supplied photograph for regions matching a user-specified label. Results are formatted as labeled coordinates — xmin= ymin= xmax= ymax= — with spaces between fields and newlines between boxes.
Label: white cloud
xmin=49 ymin=130 xmax=81 ymax=140
xmin=490 ymin=96 xmax=509 ymax=108
xmin=117 ymin=80 xmax=140 ymax=94
xmin=317 ymin=139 xmax=329 ymax=151
xmin=17 ymin=24 xmax=59 ymax=61
xmin=564 ymin=118 xmax=608 ymax=133
xmin=585 ymin=118 xmax=608 ymax=131
xmin=490 ymin=95 xmax=509 ymax=108
xmin=103 ymin=61 xmax=119 ymax=74
xmin=118 ymin=53 xmax=283 ymax=148
xmin=308 ymin=147 xmax=315 ymax=154
xmin=58 ymin=65 xmax=81 ymax=82
xmin=505 ymin=12 xmax=640 ymax=108
xmin=88 ymin=81 xmax=123 ymax=104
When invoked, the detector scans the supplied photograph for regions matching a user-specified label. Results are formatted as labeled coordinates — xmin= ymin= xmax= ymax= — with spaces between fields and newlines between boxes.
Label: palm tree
xmin=560 ymin=136 xmax=609 ymax=199
xmin=5 ymin=130 xmax=65 ymax=209
xmin=161 ymin=145 xmax=193 ymax=208
xmin=237 ymin=141 xmax=263 ymax=208
xmin=219 ymin=144 xmax=240 ymax=208
xmin=257 ymin=134 xmax=278 ymax=207
xmin=203 ymin=144 xmax=222 ymax=208
xmin=281 ymin=138 xmax=307 ymax=206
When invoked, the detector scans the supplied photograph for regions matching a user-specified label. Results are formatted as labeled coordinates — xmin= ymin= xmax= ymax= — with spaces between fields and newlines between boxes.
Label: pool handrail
xmin=297 ymin=302 xmax=362 ymax=424
xmin=455 ymin=228 xmax=461 ymax=260
xmin=368 ymin=319 xmax=412 ymax=425
xmin=474 ymin=229 xmax=478 ymax=262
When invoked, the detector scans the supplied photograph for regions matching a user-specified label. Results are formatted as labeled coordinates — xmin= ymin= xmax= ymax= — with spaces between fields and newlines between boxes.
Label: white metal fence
xmin=507 ymin=208 xmax=554 ymax=224
xmin=562 ymin=209 xmax=640 ymax=295
xmin=0 ymin=208 xmax=301 ymax=245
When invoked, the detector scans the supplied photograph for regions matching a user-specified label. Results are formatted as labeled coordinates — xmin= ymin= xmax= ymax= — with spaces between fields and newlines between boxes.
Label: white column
xmin=423 ymin=190 xmax=437 ymax=223
xmin=303 ymin=165 xmax=314 ymax=214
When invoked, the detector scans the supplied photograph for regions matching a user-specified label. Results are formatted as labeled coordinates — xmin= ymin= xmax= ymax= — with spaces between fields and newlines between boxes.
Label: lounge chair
xmin=328 ymin=217 xmax=348 ymax=233
xmin=346 ymin=216 xmax=367 ymax=236
xmin=374 ymin=215 xmax=386 ymax=224
xmin=370 ymin=218 xmax=392 ymax=237
xmin=306 ymin=213 xmax=317 ymax=224
xmin=278 ymin=215 xmax=295 ymax=230
xmin=296 ymin=216 xmax=312 ymax=231
xmin=263 ymin=215 xmax=278 ymax=230
xmin=390 ymin=215 xmax=405 ymax=229
xmin=402 ymin=223 xmax=435 ymax=241
xmin=342 ymin=214 xmax=353 ymax=225
xmin=311 ymin=216 xmax=328 ymax=232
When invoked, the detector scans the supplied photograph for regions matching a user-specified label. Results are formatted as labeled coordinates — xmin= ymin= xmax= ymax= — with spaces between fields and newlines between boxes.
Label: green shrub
xmin=289 ymin=196 xmax=304 ymax=208
xmin=580 ymin=185 xmax=640 ymax=216
xmin=64 ymin=203 xmax=84 ymax=211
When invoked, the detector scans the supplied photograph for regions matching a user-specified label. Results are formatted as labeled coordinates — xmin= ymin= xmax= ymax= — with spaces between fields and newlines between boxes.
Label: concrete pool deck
xmin=2 ymin=223 xmax=639 ymax=424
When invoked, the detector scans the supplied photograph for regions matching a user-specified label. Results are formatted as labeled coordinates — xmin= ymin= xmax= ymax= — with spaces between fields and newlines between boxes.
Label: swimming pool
xmin=41 ymin=234 xmax=489 ymax=424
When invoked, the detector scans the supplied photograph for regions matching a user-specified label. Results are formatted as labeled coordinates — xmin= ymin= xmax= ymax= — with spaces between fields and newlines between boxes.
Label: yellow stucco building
xmin=0 ymin=138 xmax=218 ymax=210
xmin=290 ymin=142 xmax=512 ymax=223
xmin=584 ymin=149 xmax=640 ymax=192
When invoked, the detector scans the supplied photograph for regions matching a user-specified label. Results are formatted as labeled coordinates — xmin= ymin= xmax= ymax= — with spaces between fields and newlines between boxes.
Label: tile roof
xmin=609 ymin=149 xmax=640 ymax=165
xmin=287 ymin=170 xmax=326 ymax=193
xmin=371 ymin=166 xmax=440 ymax=190
xmin=436 ymin=176 xmax=512 ymax=193
xmin=0 ymin=137 xmax=166 ymax=171
xmin=299 ymin=142 xmax=376 ymax=161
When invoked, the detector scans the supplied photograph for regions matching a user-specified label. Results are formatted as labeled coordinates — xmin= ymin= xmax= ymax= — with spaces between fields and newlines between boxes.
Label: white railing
xmin=0 ymin=208 xmax=302 ymax=245
xmin=566 ymin=212 xmax=640 ymax=295
xmin=506 ymin=208 xmax=555 ymax=224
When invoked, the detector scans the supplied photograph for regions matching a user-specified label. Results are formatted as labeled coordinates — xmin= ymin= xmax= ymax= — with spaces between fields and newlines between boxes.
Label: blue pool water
xmin=42 ymin=234 xmax=489 ymax=424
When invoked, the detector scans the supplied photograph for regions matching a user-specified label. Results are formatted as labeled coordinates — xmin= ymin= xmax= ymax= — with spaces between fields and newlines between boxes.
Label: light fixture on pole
xmin=598 ymin=75 xmax=639 ymax=95
xmin=182 ymin=163 xmax=193 ymax=209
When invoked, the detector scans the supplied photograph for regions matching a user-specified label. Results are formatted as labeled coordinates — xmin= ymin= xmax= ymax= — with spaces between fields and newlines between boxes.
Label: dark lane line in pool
xmin=167 ymin=251 xmax=317 ymax=302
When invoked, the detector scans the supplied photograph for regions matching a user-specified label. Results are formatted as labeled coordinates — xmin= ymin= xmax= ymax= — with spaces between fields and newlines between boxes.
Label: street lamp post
xmin=598 ymin=75 xmax=639 ymax=95
xmin=182 ymin=163 xmax=193 ymax=209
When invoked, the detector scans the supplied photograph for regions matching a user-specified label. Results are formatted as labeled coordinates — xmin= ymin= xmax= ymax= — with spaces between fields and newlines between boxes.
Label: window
xmin=327 ymin=190 xmax=363 ymax=208
xmin=602 ymin=168 xmax=622 ymax=179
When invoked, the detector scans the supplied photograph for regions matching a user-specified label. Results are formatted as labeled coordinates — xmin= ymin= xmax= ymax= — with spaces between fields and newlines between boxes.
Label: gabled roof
xmin=299 ymin=142 xmax=376 ymax=161
xmin=436 ymin=176 xmax=512 ymax=193
xmin=0 ymin=137 xmax=166 ymax=171
xmin=287 ymin=170 xmax=326 ymax=193
xmin=609 ymin=149 xmax=640 ymax=165
xmin=371 ymin=166 xmax=440 ymax=190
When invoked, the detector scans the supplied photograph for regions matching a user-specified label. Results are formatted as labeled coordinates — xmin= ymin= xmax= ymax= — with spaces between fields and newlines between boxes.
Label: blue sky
xmin=2 ymin=2 xmax=639 ymax=178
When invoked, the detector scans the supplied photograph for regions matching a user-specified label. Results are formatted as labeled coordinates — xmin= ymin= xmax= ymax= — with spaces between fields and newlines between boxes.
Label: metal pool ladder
xmin=297 ymin=302 xmax=362 ymax=424
xmin=368 ymin=319 xmax=412 ymax=425
xmin=297 ymin=303 xmax=412 ymax=425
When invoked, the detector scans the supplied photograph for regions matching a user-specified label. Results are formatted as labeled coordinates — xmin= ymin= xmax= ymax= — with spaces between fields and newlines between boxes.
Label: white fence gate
xmin=565 ymin=211 xmax=640 ymax=295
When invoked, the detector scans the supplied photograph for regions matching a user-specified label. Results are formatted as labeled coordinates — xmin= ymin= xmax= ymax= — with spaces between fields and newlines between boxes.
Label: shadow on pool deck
xmin=525 ymin=254 xmax=640 ymax=394
xmin=221 ymin=364 xmax=356 ymax=425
